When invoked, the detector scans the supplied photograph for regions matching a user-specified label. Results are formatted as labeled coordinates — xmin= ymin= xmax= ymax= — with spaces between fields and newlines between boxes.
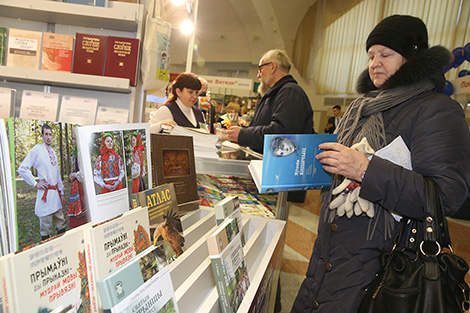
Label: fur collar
xmin=356 ymin=45 xmax=451 ymax=94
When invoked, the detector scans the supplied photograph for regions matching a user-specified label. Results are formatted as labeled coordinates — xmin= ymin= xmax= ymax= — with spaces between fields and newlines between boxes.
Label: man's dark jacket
xmin=238 ymin=75 xmax=313 ymax=153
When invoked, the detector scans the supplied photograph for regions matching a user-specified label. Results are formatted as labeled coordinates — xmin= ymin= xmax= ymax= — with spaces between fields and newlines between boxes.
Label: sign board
xmin=202 ymin=75 xmax=253 ymax=90
xmin=452 ymin=76 xmax=470 ymax=95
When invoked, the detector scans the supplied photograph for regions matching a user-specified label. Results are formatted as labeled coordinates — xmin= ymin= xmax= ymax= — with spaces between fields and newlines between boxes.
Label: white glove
xmin=329 ymin=137 xmax=376 ymax=218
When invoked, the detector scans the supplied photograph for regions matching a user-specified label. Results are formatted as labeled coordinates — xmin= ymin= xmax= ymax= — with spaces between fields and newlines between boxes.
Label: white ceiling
xmin=164 ymin=0 xmax=317 ymax=67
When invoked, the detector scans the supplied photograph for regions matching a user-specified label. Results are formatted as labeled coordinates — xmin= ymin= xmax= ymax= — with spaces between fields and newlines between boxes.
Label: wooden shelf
xmin=0 ymin=0 xmax=139 ymax=32
xmin=0 ymin=66 xmax=131 ymax=93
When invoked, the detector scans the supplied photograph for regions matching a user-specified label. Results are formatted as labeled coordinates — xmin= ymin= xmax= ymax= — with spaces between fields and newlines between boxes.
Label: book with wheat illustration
xmin=83 ymin=206 xmax=152 ymax=313
xmin=129 ymin=183 xmax=184 ymax=264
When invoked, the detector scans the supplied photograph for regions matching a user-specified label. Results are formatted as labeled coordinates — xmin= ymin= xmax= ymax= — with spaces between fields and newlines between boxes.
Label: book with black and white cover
xmin=19 ymin=90 xmax=60 ymax=122
xmin=206 ymin=218 xmax=250 ymax=313
xmin=58 ymin=95 xmax=98 ymax=126
xmin=76 ymin=123 xmax=152 ymax=224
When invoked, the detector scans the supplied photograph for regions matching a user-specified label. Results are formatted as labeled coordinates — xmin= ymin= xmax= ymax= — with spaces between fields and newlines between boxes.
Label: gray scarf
xmin=322 ymin=80 xmax=435 ymax=239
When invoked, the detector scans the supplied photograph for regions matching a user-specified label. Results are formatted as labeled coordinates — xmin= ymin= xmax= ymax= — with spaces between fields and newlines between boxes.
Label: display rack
xmin=0 ymin=0 xmax=145 ymax=122
xmin=173 ymin=207 xmax=286 ymax=313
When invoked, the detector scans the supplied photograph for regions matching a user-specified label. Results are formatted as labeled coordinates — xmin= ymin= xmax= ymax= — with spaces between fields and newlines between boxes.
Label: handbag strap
xmin=422 ymin=177 xmax=452 ymax=254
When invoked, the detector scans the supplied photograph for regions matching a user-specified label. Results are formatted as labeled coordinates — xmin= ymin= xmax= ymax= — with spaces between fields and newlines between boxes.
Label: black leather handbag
xmin=357 ymin=178 xmax=470 ymax=313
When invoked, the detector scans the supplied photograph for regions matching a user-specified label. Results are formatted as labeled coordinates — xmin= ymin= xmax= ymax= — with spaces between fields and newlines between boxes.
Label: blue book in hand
xmin=249 ymin=134 xmax=337 ymax=193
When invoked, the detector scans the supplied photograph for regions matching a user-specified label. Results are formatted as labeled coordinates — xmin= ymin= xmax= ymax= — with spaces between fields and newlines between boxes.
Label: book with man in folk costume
xmin=83 ymin=206 xmax=151 ymax=313
xmin=104 ymin=36 xmax=140 ymax=86
xmin=7 ymin=28 xmax=42 ymax=69
xmin=206 ymin=218 xmax=250 ymax=313
xmin=0 ymin=225 xmax=91 ymax=313
xmin=72 ymin=33 xmax=107 ymax=76
xmin=41 ymin=32 xmax=74 ymax=72
xmin=248 ymin=134 xmax=337 ymax=194
xmin=129 ymin=183 xmax=184 ymax=264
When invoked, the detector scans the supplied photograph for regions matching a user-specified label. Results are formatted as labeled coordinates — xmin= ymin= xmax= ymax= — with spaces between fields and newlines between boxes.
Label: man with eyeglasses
xmin=227 ymin=49 xmax=314 ymax=153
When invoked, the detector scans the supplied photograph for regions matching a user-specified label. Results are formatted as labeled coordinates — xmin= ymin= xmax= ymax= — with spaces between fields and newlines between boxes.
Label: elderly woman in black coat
xmin=291 ymin=15 xmax=470 ymax=313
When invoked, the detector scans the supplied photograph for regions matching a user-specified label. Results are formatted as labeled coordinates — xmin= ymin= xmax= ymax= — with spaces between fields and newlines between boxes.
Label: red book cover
xmin=104 ymin=36 xmax=140 ymax=86
xmin=41 ymin=32 xmax=74 ymax=72
xmin=72 ymin=33 xmax=107 ymax=76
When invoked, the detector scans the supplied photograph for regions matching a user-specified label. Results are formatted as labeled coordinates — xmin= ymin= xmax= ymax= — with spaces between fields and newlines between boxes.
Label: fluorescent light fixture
xmin=171 ymin=0 xmax=185 ymax=6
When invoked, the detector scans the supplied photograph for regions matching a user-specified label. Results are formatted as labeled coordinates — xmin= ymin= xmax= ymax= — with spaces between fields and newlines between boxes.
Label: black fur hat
xmin=366 ymin=15 xmax=429 ymax=58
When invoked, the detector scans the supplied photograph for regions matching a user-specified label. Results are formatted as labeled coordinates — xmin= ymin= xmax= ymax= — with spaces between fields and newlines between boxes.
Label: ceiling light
xmin=181 ymin=20 xmax=194 ymax=34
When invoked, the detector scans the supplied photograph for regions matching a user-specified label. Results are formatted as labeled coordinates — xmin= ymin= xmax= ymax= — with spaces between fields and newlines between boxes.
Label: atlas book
xmin=7 ymin=28 xmax=42 ymax=69
xmin=0 ymin=27 xmax=7 ymax=66
xmin=207 ymin=218 xmax=250 ymax=313
xmin=72 ymin=33 xmax=107 ymax=76
xmin=41 ymin=32 xmax=74 ymax=72
xmin=76 ymin=123 xmax=152 ymax=224
xmin=104 ymin=36 xmax=140 ymax=86
xmin=96 ymin=245 xmax=169 ymax=311
xmin=130 ymin=183 xmax=184 ymax=264
xmin=106 ymin=266 xmax=179 ymax=313
xmin=83 ymin=206 xmax=151 ymax=313
xmin=214 ymin=195 xmax=245 ymax=246
xmin=0 ymin=225 xmax=91 ymax=313
xmin=150 ymin=133 xmax=199 ymax=213
xmin=248 ymin=134 xmax=337 ymax=193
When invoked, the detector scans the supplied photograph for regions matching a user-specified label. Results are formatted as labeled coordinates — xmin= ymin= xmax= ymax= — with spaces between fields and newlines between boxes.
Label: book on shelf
xmin=206 ymin=218 xmax=250 ymax=313
xmin=72 ymin=33 xmax=107 ymax=76
xmin=64 ymin=0 xmax=107 ymax=6
xmin=41 ymin=32 xmax=74 ymax=72
xmin=6 ymin=28 xmax=42 ymax=69
xmin=96 ymin=245 xmax=170 ymax=311
xmin=0 ymin=27 xmax=6 ymax=66
xmin=95 ymin=107 xmax=129 ymax=125
xmin=248 ymin=134 xmax=337 ymax=193
xmin=76 ymin=123 xmax=152 ymax=224
xmin=58 ymin=95 xmax=99 ymax=126
xmin=106 ymin=265 xmax=178 ymax=313
xmin=0 ymin=225 xmax=91 ymax=313
xmin=2 ymin=118 xmax=86 ymax=251
xmin=129 ymin=183 xmax=184 ymax=263
xmin=19 ymin=90 xmax=60 ymax=122
xmin=214 ymin=195 xmax=245 ymax=246
xmin=104 ymin=36 xmax=140 ymax=86
xmin=83 ymin=206 xmax=151 ymax=313
xmin=0 ymin=87 xmax=15 ymax=119
xmin=150 ymin=133 xmax=199 ymax=213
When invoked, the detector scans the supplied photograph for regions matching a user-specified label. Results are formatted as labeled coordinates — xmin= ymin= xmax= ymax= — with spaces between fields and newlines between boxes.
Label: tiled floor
xmin=277 ymin=190 xmax=470 ymax=313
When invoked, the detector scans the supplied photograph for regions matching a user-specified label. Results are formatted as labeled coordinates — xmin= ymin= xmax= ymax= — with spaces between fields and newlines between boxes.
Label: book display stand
xmin=175 ymin=207 xmax=286 ymax=313
xmin=0 ymin=0 xmax=145 ymax=122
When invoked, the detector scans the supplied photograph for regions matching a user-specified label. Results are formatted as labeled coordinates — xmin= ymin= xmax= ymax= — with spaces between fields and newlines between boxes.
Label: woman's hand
xmin=160 ymin=119 xmax=177 ymax=127
xmin=316 ymin=142 xmax=369 ymax=182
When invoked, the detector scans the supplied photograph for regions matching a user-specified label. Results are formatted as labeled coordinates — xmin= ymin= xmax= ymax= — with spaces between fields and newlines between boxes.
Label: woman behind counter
xmin=149 ymin=72 xmax=205 ymax=133
xmin=291 ymin=15 xmax=470 ymax=313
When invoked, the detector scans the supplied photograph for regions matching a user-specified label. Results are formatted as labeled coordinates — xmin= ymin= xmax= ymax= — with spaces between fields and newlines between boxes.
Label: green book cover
xmin=0 ymin=27 xmax=6 ymax=66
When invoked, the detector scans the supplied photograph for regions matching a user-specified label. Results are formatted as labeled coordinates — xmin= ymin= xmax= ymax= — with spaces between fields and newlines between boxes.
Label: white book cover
xmin=84 ymin=206 xmax=151 ymax=313
xmin=0 ymin=88 xmax=15 ymax=119
xmin=76 ymin=123 xmax=152 ymax=223
xmin=109 ymin=266 xmax=179 ymax=313
xmin=0 ymin=225 xmax=91 ymax=313
xmin=95 ymin=107 xmax=129 ymax=125
xmin=58 ymin=96 xmax=98 ymax=126
xmin=20 ymin=90 xmax=60 ymax=122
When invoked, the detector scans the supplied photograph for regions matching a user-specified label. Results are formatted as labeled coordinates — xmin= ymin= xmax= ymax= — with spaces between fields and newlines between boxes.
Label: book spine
xmin=0 ymin=257 xmax=15 ymax=313
xmin=83 ymin=229 xmax=99 ymax=313
xmin=210 ymin=256 xmax=231 ymax=313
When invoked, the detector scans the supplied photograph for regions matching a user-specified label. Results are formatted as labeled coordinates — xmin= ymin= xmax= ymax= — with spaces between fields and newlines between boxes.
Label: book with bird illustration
xmin=129 ymin=183 xmax=184 ymax=264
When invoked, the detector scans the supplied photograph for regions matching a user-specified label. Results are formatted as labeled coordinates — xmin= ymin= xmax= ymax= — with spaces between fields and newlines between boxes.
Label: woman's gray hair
xmin=263 ymin=49 xmax=292 ymax=72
